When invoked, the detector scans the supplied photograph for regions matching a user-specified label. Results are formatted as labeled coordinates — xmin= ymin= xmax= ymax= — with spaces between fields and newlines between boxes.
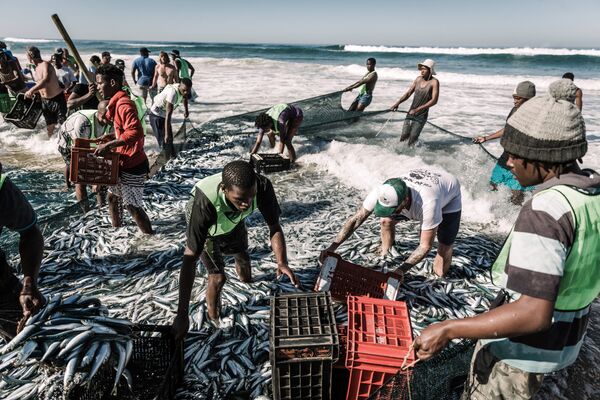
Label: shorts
xmin=281 ymin=109 xmax=303 ymax=143
xmin=437 ymin=211 xmax=461 ymax=245
xmin=149 ymin=113 xmax=166 ymax=148
xmin=138 ymin=84 xmax=157 ymax=100
xmin=41 ymin=92 xmax=67 ymax=125
xmin=490 ymin=163 xmax=534 ymax=192
xmin=200 ymin=223 xmax=249 ymax=275
xmin=354 ymin=93 xmax=373 ymax=107
xmin=108 ymin=165 xmax=147 ymax=208
xmin=400 ymin=116 xmax=426 ymax=145
xmin=461 ymin=341 xmax=544 ymax=400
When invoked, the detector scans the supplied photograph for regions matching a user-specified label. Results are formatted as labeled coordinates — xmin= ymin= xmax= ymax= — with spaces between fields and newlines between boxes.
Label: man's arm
xmin=399 ymin=227 xmax=435 ymax=271
xmin=344 ymin=73 xmax=374 ymax=92
xmin=320 ymin=206 xmax=372 ymax=261
xmin=188 ymin=62 xmax=195 ymax=78
xmin=415 ymin=295 xmax=554 ymax=360
xmin=164 ymin=102 xmax=174 ymax=145
xmin=269 ymin=222 xmax=299 ymax=287
xmin=473 ymin=127 xmax=504 ymax=144
xmin=172 ymin=246 xmax=199 ymax=340
xmin=408 ymin=79 xmax=439 ymax=115
xmin=576 ymin=89 xmax=583 ymax=111
xmin=18 ymin=225 xmax=45 ymax=319
xmin=183 ymin=97 xmax=189 ymax=118
xmin=66 ymin=83 xmax=97 ymax=110
xmin=390 ymin=79 xmax=417 ymax=110
xmin=131 ymin=63 xmax=138 ymax=85
xmin=250 ymin=132 xmax=265 ymax=155
xmin=150 ymin=67 xmax=159 ymax=89
xmin=25 ymin=62 xmax=51 ymax=97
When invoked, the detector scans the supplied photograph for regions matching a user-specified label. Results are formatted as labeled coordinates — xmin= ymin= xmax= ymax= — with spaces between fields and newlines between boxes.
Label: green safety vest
xmin=176 ymin=57 xmax=190 ymax=79
xmin=266 ymin=103 xmax=288 ymax=134
xmin=192 ymin=173 xmax=257 ymax=237
xmin=77 ymin=109 xmax=100 ymax=139
xmin=492 ymin=184 xmax=600 ymax=311
xmin=165 ymin=84 xmax=184 ymax=108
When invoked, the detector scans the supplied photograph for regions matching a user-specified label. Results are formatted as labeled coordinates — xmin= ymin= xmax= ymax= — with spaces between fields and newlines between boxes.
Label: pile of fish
xmin=0 ymin=293 xmax=134 ymax=399
xmin=0 ymin=122 xmax=504 ymax=399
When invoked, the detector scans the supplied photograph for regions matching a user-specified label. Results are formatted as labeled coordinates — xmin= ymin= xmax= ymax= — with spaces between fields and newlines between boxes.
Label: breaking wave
xmin=3 ymin=37 xmax=60 ymax=43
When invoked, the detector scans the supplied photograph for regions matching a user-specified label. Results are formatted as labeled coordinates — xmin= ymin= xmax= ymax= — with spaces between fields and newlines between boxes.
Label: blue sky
xmin=2 ymin=0 xmax=598 ymax=47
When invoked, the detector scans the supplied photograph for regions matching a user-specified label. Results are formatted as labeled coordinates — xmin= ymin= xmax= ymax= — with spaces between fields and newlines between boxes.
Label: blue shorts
xmin=354 ymin=93 xmax=372 ymax=107
xmin=490 ymin=163 xmax=534 ymax=191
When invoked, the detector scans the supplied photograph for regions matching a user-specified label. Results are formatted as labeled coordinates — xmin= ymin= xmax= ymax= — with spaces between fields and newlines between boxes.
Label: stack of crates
xmin=314 ymin=253 xmax=403 ymax=302
xmin=345 ymin=296 xmax=414 ymax=400
xmin=270 ymin=292 xmax=339 ymax=400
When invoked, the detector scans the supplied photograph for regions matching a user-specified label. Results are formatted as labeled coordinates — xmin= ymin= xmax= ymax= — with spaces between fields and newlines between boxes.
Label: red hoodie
xmin=106 ymin=90 xmax=147 ymax=169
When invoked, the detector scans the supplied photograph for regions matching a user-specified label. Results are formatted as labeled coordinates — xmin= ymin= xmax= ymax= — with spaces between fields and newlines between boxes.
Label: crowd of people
xmin=1 ymin=41 xmax=600 ymax=400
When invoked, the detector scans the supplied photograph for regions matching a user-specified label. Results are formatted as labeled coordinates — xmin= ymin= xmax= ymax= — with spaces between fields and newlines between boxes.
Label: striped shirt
xmin=484 ymin=170 xmax=600 ymax=373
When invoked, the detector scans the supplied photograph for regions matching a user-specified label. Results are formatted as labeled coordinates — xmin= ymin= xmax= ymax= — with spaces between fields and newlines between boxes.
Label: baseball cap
xmin=101 ymin=51 xmax=111 ymax=57
xmin=140 ymin=47 xmax=150 ymax=54
xmin=373 ymin=178 xmax=408 ymax=217
xmin=115 ymin=59 xmax=125 ymax=67
xmin=170 ymin=49 xmax=180 ymax=57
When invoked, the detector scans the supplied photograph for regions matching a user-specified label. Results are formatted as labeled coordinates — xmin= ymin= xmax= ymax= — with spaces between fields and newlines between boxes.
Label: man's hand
xmin=19 ymin=278 xmax=45 ymax=323
xmin=319 ymin=244 xmax=338 ymax=263
xmin=343 ymin=87 xmax=352 ymax=92
xmin=171 ymin=313 xmax=190 ymax=341
xmin=164 ymin=134 xmax=173 ymax=145
xmin=414 ymin=321 xmax=452 ymax=361
xmin=24 ymin=89 xmax=35 ymax=99
xmin=94 ymin=143 xmax=111 ymax=157
xmin=390 ymin=104 xmax=399 ymax=112
xmin=277 ymin=263 xmax=300 ymax=288
xmin=184 ymin=110 xmax=189 ymax=118
xmin=408 ymin=109 xmax=417 ymax=116
xmin=88 ymin=83 xmax=97 ymax=95
xmin=473 ymin=136 xmax=486 ymax=144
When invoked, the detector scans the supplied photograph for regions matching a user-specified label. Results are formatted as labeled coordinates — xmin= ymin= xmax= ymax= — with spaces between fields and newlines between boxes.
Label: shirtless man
xmin=562 ymin=72 xmax=583 ymax=111
xmin=25 ymin=47 xmax=66 ymax=137
xmin=390 ymin=59 xmax=440 ymax=146
xmin=0 ymin=51 xmax=26 ymax=95
xmin=151 ymin=51 xmax=178 ymax=94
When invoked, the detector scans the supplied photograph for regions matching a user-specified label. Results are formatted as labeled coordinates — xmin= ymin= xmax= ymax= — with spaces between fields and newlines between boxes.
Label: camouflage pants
xmin=461 ymin=341 xmax=545 ymax=400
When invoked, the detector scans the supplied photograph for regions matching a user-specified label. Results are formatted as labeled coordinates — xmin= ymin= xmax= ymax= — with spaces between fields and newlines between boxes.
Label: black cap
xmin=140 ymin=47 xmax=150 ymax=54
xmin=101 ymin=51 xmax=111 ymax=57
xmin=170 ymin=49 xmax=180 ymax=57
xmin=115 ymin=59 xmax=125 ymax=67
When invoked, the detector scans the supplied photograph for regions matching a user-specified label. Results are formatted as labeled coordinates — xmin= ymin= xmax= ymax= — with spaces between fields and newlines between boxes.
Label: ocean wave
xmin=343 ymin=45 xmax=600 ymax=57
xmin=119 ymin=42 xmax=197 ymax=48
xmin=3 ymin=37 xmax=60 ymax=43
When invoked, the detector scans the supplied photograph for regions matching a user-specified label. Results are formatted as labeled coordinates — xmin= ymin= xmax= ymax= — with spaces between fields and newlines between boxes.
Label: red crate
xmin=346 ymin=296 xmax=414 ymax=370
xmin=314 ymin=253 xmax=403 ymax=302
xmin=70 ymin=138 xmax=120 ymax=186
xmin=346 ymin=368 xmax=410 ymax=400
xmin=334 ymin=324 xmax=348 ymax=369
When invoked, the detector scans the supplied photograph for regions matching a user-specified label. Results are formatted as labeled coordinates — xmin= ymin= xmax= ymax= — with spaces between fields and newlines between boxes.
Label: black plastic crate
xmin=0 ymin=93 xmax=16 ymax=114
xmin=4 ymin=93 xmax=42 ymax=129
xmin=250 ymin=153 xmax=291 ymax=173
xmin=272 ymin=359 xmax=333 ymax=400
xmin=270 ymin=292 xmax=339 ymax=362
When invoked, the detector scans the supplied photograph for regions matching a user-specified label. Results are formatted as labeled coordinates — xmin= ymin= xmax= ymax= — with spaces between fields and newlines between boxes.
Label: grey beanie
xmin=514 ymin=81 xmax=536 ymax=99
xmin=501 ymin=79 xmax=586 ymax=163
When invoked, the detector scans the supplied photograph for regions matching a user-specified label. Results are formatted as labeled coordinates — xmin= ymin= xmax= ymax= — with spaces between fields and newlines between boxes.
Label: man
xmin=473 ymin=81 xmax=536 ymax=205
xmin=0 ymin=50 xmax=26 ymax=95
xmin=149 ymin=79 xmax=191 ymax=154
xmin=170 ymin=49 xmax=195 ymax=79
xmin=78 ymin=55 xmax=100 ymax=85
xmin=414 ymin=79 xmax=598 ymax=400
xmin=0 ymin=41 xmax=22 ymax=70
xmin=151 ymin=51 xmax=178 ymax=94
xmin=115 ymin=59 xmax=130 ymax=87
xmin=56 ymin=48 xmax=78 ymax=76
xmin=132 ymin=47 xmax=157 ymax=105
xmin=101 ymin=51 xmax=112 ymax=66
xmin=24 ymin=46 xmax=66 ymax=137
xmin=57 ymin=102 xmax=110 ymax=203
xmin=321 ymin=169 xmax=462 ymax=277
xmin=172 ymin=160 xmax=299 ymax=336
xmin=344 ymin=57 xmax=378 ymax=112
xmin=94 ymin=64 xmax=153 ymax=234
xmin=251 ymin=104 xmax=303 ymax=162
xmin=390 ymin=59 xmax=440 ymax=146
xmin=52 ymin=52 xmax=76 ymax=92
xmin=562 ymin=72 xmax=583 ymax=110
xmin=0 ymin=162 xmax=45 ymax=340
xmin=67 ymin=82 xmax=99 ymax=112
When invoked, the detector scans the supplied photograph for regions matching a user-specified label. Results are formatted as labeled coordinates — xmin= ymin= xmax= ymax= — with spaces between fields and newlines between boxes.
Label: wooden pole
xmin=51 ymin=14 xmax=99 ymax=97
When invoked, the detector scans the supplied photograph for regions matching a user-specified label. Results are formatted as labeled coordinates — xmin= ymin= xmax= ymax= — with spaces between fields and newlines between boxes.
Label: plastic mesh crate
xmin=347 ymin=368 xmax=410 ymax=400
xmin=315 ymin=253 xmax=403 ymax=302
xmin=0 ymin=93 xmax=16 ymax=114
xmin=271 ymin=292 xmax=339 ymax=362
xmin=334 ymin=324 xmax=348 ymax=369
xmin=70 ymin=138 xmax=120 ymax=186
xmin=346 ymin=296 xmax=414 ymax=370
xmin=273 ymin=359 xmax=333 ymax=400
xmin=250 ymin=153 xmax=291 ymax=173
xmin=3 ymin=93 xmax=42 ymax=129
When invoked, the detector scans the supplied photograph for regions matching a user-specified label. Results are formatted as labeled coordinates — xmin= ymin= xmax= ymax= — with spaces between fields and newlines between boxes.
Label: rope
xmin=425 ymin=119 xmax=499 ymax=161
xmin=375 ymin=114 xmax=395 ymax=137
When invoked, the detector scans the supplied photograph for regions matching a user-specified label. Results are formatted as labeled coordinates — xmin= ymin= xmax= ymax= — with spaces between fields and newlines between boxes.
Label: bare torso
xmin=156 ymin=63 xmax=177 ymax=88
xmin=35 ymin=61 xmax=63 ymax=99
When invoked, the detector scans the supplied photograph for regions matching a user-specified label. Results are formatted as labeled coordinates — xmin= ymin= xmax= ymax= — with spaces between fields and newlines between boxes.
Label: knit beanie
xmin=501 ymin=79 xmax=586 ymax=163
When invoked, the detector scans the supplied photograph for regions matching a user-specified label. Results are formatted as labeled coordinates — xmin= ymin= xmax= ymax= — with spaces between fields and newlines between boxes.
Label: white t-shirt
xmin=363 ymin=169 xmax=462 ymax=230
xmin=55 ymin=66 xmax=76 ymax=88
xmin=150 ymin=85 xmax=179 ymax=118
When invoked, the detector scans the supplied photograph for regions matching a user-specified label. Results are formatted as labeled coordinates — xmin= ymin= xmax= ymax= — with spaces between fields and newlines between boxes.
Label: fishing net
xmin=367 ymin=340 xmax=476 ymax=400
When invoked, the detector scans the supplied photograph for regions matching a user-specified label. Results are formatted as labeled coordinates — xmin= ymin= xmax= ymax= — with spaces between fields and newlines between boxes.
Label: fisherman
xmin=131 ymin=47 xmax=157 ymax=105
xmin=172 ymin=160 xmax=300 ymax=336
xmin=414 ymin=79 xmax=599 ymax=400
xmin=56 ymin=48 xmax=78 ymax=76
xmin=24 ymin=46 xmax=67 ymax=137
xmin=114 ymin=59 xmax=130 ymax=87
xmin=57 ymin=101 xmax=110 ymax=204
xmin=170 ymin=49 xmax=195 ymax=79
xmin=344 ymin=57 xmax=378 ymax=112
xmin=78 ymin=55 xmax=100 ymax=85
xmin=251 ymin=104 xmax=303 ymax=162
xmin=390 ymin=59 xmax=439 ymax=146
xmin=94 ymin=64 xmax=153 ymax=234
xmin=150 ymin=51 xmax=179 ymax=94
xmin=562 ymin=72 xmax=583 ymax=111
xmin=67 ymin=81 xmax=99 ymax=112
xmin=473 ymin=81 xmax=536 ymax=205
xmin=0 ymin=50 xmax=26 ymax=95
xmin=149 ymin=78 xmax=191 ymax=154
xmin=321 ymin=168 xmax=462 ymax=277
xmin=0 ymin=162 xmax=45 ymax=340
xmin=101 ymin=51 xmax=112 ymax=66
xmin=52 ymin=52 xmax=76 ymax=92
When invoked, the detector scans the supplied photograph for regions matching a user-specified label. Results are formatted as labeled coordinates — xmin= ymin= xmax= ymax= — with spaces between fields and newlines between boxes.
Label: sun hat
xmin=502 ymin=79 xmax=586 ymax=163
xmin=373 ymin=178 xmax=409 ymax=217
xmin=417 ymin=59 xmax=436 ymax=75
